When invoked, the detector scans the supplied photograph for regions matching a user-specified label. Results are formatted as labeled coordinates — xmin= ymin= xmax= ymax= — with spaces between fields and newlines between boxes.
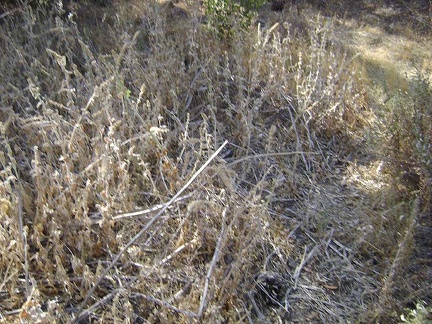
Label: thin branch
xmin=158 ymin=238 xmax=198 ymax=267
xmin=293 ymin=244 xmax=320 ymax=289
xmin=112 ymin=193 xmax=194 ymax=220
xmin=17 ymin=191 xmax=30 ymax=297
xmin=198 ymin=209 xmax=227 ymax=317
xmin=74 ymin=289 xmax=120 ymax=323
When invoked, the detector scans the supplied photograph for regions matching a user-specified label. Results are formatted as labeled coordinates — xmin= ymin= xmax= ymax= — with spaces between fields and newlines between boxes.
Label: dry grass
xmin=0 ymin=0 xmax=431 ymax=323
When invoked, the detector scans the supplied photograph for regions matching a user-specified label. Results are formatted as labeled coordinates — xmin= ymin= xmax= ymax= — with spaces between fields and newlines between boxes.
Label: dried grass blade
xmin=293 ymin=244 xmax=320 ymax=289
xmin=16 ymin=189 xmax=29 ymax=298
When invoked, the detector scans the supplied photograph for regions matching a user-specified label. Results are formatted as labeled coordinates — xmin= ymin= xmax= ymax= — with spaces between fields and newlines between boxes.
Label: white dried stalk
xmin=198 ymin=208 xmax=227 ymax=317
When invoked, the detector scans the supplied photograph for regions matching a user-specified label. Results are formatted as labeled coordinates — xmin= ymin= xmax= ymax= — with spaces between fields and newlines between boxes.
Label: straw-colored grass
xmin=0 ymin=0 xmax=431 ymax=322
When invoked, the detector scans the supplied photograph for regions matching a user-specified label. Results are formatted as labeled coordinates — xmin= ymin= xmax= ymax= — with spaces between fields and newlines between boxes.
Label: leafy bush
xmin=204 ymin=0 xmax=265 ymax=39
xmin=237 ymin=0 xmax=267 ymax=11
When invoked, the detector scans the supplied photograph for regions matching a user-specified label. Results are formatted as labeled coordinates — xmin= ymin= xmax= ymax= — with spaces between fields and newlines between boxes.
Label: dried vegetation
xmin=0 ymin=0 xmax=431 ymax=323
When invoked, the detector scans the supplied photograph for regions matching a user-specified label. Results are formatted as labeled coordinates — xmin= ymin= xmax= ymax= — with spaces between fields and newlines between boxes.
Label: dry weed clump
xmin=0 ymin=3 xmax=295 ymax=322
xmin=364 ymin=68 xmax=432 ymax=321
xmin=0 ymin=1 xmax=427 ymax=323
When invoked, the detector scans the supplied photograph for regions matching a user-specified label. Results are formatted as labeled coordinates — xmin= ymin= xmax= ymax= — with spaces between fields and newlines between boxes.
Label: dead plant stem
xmin=198 ymin=208 xmax=227 ymax=317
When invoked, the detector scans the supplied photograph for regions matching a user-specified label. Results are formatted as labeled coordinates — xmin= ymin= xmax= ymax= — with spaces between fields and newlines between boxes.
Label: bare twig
xmin=0 ymin=264 xmax=18 ymax=296
xmin=247 ymin=291 xmax=265 ymax=320
xmin=378 ymin=198 xmax=419 ymax=309
xmin=293 ymin=244 xmax=320 ymax=289
xmin=198 ymin=208 xmax=227 ymax=317
xmin=287 ymin=223 xmax=302 ymax=241
xmin=284 ymin=94 xmax=310 ymax=171
xmin=74 ymin=288 xmax=120 ymax=323
xmin=112 ymin=193 xmax=194 ymax=220
xmin=158 ymin=238 xmax=198 ymax=267
xmin=17 ymin=191 xmax=30 ymax=297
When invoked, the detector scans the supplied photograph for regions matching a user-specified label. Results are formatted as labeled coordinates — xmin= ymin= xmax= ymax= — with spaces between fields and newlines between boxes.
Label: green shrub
xmin=204 ymin=0 xmax=265 ymax=39
xmin=237 ymin=0 xmax=267 ymax=11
